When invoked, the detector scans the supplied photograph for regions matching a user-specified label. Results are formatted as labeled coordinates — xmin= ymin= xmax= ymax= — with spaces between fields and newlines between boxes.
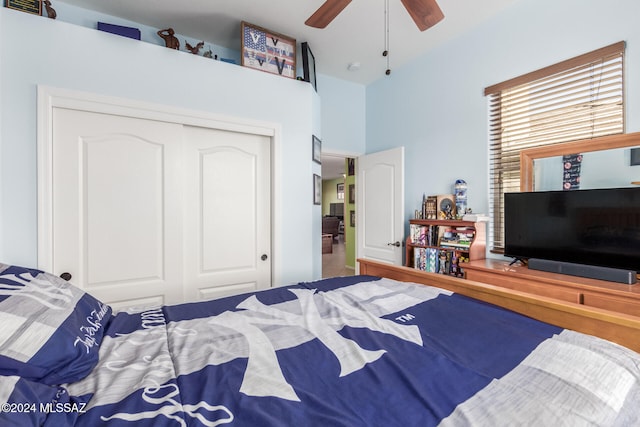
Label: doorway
xmin=321 ymin=154 xmax=355 ymax=278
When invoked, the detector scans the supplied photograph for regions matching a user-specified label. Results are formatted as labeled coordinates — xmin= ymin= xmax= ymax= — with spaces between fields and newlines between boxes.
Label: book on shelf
xmin=410 ymin=224 xmax=441 ymax=246
xmin=426 ymin=196 xmax=438 ymax=219
xmin=415 ymin=247 xmax=426 ymax=272
xmin=410 ymin=224 xmax=427 ymax=245
xmin=426 ymin=248 xmax=438 ymax=273
xmin=438 ymin=227 xmax=474 ymax=248
xmin=439 ymin=241 xmax=471 ymax=249
xmin=462 ymin=213 xmax=489 ymax=222
xmin=412 ymin=247 xmax=466 ymax=277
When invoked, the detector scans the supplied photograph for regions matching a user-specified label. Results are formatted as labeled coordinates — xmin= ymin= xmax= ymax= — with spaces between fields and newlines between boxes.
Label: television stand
xmin=463 ymin=259 xmax=640 ymax=318
xmin=508 ymin=257 xmax=527 ymax=267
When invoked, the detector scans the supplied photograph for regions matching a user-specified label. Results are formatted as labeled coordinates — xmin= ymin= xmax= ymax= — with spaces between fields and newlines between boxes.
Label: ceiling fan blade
xmin=305 ymin=0 xmax=352 ymax=29
xmin=400 ymin=0 xmax=444 ymax=31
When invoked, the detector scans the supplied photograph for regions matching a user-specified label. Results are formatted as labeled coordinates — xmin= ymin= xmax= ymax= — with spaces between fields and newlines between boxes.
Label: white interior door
xmin=356 ymin=147 xmax=404 ymax=268
xmin=183 ymin=126 xmax=271 ymax=301
xmin=51 ymin=108 xmax=185 ymax=307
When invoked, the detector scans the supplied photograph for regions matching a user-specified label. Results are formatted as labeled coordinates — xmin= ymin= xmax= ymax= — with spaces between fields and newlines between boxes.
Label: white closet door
xmin=51 ymin=108 xmax=185 ymax=307
xmin=182 ymin=126 xmax=271 ymax=301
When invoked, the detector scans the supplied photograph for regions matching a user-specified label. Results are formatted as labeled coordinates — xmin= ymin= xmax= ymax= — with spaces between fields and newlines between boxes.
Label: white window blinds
xmin=484 ymin=41 xmax=625 ymax=252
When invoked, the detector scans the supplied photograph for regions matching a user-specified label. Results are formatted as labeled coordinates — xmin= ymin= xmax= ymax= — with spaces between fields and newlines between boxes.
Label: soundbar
xmin=528 ymin=258 xmax=637 ymax=285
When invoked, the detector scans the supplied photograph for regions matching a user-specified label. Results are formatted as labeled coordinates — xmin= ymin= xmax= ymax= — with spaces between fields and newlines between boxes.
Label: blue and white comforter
xmin=2 ymin=272 xmax=639 ymax=426
xmin=71 ymin=276 xmax=640 ymax=426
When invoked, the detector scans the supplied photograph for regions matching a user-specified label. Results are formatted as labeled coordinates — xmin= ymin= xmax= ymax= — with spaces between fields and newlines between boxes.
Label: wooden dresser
xmin=464 ymin=259 xmax=640 ymax=317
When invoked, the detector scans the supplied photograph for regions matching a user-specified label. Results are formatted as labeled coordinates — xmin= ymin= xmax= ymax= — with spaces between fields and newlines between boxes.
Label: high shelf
xmin=405 ymin=219 xmax=486 ymax=277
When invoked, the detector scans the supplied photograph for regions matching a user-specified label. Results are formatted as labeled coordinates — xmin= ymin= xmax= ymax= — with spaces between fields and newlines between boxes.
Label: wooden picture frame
xmin=348 ymin=184 xmax=355 ymax=204
xmin=301 ymin=42 xmax=317 ymax=91
xmin=436 ymin=194 xmax=455 ymax=219
xmin=350 ymin=210 xmax=356 ymax=227
xmin=5 ymin=0 xmax=41 ymax=15
xmin=241 ymin=21 xmax=296 ymax=79
xmin=313 ymin=174 xmax=322 ymax=205
xmin=520 ymin=132 xmax=640 ymax=191
xmin=312 ymin=135 xmax=321 ymax=164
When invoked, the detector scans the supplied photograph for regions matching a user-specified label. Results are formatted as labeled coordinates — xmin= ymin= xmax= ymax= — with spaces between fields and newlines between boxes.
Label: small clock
xmin=436 ymin=194 xmax=456 ymax=219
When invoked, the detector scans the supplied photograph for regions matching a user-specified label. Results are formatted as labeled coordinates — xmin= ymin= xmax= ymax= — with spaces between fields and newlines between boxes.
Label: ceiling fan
xmin=305 ymin=0 xmax=444 ymax=31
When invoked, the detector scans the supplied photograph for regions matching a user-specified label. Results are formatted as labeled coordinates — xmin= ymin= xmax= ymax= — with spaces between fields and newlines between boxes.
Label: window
xmin=484 ymin=41 xmax=625 ymax=252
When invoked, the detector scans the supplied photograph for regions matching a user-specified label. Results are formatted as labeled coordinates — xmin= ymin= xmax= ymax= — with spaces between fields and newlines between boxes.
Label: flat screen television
xmin=504 ymin=187 xmax=640 ymax=274
xmin=329 ymin=202 xmax=344 ymax=219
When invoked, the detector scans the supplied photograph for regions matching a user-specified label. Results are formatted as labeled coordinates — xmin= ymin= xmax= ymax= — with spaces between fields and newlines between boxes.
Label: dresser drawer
xmin=466 ymin=270 xmax=581 ymax=304
xmin=583 ymin=293 xmax=640 ymax=317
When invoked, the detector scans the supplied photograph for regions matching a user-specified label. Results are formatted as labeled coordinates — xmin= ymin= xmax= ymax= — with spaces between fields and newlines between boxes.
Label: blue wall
xmin=317 ymin=74 xmax=366 ymax=155
xmin=366 ymin=0 xmax=640 ymax=248
xmin=0 ymin=8 xmax=323 ymax=285
xmin=4 ymin=0 xmax=639 ymax=274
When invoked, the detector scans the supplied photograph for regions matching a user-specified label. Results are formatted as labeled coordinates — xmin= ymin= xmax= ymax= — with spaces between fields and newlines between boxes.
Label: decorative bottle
xmin=454 ymin=179 xmax=467 ymax=219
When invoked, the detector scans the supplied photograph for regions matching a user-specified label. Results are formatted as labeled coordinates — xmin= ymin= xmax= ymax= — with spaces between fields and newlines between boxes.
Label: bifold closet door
xmin=51 ymin=108 xmax=185 ymax=307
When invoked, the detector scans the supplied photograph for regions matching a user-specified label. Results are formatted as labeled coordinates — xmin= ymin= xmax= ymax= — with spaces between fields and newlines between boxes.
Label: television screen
xmin=504 ymin=187 xmax=640 ymax=273
xmin=330 ymin=202 xmax=344 ymax=218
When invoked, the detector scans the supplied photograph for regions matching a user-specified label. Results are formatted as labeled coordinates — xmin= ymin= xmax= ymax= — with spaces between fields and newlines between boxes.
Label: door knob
xmin=60 ymin=272 xmax=72 ymax=281
xmin=387 ymin=241 xmax=401 ymax=247
xmin=261 ymin=254 xmax=268 ymax=261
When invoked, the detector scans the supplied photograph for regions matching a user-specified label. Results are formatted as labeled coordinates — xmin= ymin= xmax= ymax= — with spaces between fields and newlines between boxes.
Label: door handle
xmin=60 ymin=272 xmax=72 ymax=281
xmin=387 ymin=241 xmax=401 ymax=247
xmin=261 ymin=254 xmax=268 ymax=261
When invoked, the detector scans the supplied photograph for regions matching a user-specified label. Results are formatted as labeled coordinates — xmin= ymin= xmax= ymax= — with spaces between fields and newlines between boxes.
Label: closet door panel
xmin=51 ymin=108 xmax=184 ymax=306
xmin=183 ymin=125 xmax=271 ymax=302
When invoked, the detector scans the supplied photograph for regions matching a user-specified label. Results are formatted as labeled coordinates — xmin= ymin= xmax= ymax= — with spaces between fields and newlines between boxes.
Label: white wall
xmin=0 ymin=8 xmax=321 ymax=285
xmin=366 ymin=0 xmax=640 ymax=243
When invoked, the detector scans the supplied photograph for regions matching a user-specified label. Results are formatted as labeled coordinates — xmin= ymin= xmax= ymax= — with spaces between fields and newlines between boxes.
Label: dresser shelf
xmin=464 ymin=259 xmax=640 ymax=317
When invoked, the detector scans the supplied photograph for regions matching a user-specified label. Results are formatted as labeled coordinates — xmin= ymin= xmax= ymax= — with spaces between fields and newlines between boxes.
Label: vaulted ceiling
xmin=57 ymin=0 xmax=516 ymax=85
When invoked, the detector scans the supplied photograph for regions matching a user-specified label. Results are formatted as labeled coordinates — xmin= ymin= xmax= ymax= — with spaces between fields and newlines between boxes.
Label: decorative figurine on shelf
xmin=450 ymin=253 xmax=459 ymax=276
xmin=438 ymin=251 xmax=448 ymax=274
xmin=157 ymin=28 xmax=180 ymax=50
xmin=439 ymin=204 xmax=453 ymax=220
xmin=44 ymin=0 xmax=57 ymax=19
xmin=186 ymin=41 xmax=204 ymax=55
xmin=203 ymin=47 xmax=217 ymax=59
xmin=454 ymin=179 xmax=468 ymax=219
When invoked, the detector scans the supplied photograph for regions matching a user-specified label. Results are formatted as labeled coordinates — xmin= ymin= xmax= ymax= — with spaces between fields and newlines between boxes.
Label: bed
xmin=1 ymin=260 xmax=639 ymax=426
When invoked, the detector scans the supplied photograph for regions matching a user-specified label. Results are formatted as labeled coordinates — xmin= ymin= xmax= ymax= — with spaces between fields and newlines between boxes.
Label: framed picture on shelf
xmin=348 ymin=184 xmax=355 ymax=204
xmin=5 ymin=0 xmax=41 ymax=15
xmin=312 ymin=135 xmax=321 ymax=164
xmin=301 ymin=42 xmax=317 ymax=91
xmin=313 ymin=174 xmax=322 ymax=205
xmin=241 ymin=21 xmax=296 ymax=78
xmin=436 ymin=194 xmax=456 ymax=219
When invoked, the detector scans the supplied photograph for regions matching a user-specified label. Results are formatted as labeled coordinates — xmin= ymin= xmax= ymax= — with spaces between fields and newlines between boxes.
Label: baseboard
xmin=528 ymin=258 xmax=637 ymax=285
